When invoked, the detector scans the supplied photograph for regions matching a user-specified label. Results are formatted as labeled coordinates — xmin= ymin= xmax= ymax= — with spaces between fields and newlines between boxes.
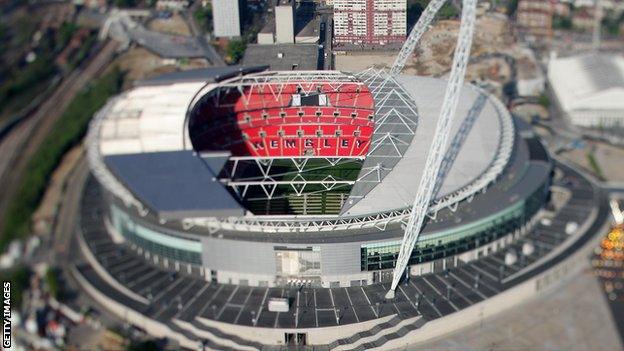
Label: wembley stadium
xmin=71 ymin=65 xmax=606 ymax=349
xmin=86 ymin=65 xmax=546 ymax=286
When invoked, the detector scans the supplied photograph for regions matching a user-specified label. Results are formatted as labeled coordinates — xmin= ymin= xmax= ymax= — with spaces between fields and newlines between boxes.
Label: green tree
xmin=538 ymin=93 xmax=550 ymax=108
xmin=194 ymin=5 xmax=213 ymax=33
xmin=45 ymin=267 xmax=61 ymax=299
xmin=114 ymin=0 xmax=136 ymax=8
xmin=553 ymin=16 xmax=572 ymax=30
xmin=507 ymin=0 xmax=519 ymax=16
xmin=0 ymin=266 xmax=31 ymax=307
xmin=438 ymin=4 xmax=459 ymax=19
xmin=0 ymin=68 xmax=123 ymax=251
xmin=227 ymin=40 xmax=246 ymax=64
xmin=127 ymin=340 xmax=160 ymax=351
xmin=55 ymin=22 xmax=78 ymax=51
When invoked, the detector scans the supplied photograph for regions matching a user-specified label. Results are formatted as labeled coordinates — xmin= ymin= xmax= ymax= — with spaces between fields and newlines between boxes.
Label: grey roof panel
xmin=342 ymin=75 xmax=506 ymax=216
xmin=104 ymin=151 xmax=244 ymax=219
xmin=579 ymin=54 xmax=624 ymax=91
xmin=242 ymin=44 xmax=320 ymax=71
xmin=136 ymin=66 xmax=269 ymax=87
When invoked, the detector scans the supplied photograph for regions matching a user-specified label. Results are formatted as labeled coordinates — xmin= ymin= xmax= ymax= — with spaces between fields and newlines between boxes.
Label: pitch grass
xmin=0 ymin=68 xmax=123 ymax=252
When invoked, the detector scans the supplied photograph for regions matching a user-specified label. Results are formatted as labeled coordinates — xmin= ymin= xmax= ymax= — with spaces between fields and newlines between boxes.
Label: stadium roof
xmin=107 ymin=123 xmax=548 ymax=243
xmin=242 ymin=44 xmax=320 ymax=71
xmin=341 ymin=72 xmax=514 ymax=216
xmin=89 ymin=69 xmax=514 ymax=227
xmin=548 ymin=54 xmax=624 ymax=112
xmin=104 ymin=151 xmax=244 ymax=219
xmin=136 ymin=66 xmax=269 ymax=87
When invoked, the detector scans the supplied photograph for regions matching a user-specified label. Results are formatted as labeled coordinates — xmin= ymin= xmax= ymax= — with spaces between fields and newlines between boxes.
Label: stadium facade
xmin=85 ymin=66 xmax=552 ymax=290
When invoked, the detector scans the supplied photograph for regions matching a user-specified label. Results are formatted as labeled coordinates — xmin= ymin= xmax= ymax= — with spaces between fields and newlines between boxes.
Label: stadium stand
xmin=189 ymin=83 xmax=375 ymax=157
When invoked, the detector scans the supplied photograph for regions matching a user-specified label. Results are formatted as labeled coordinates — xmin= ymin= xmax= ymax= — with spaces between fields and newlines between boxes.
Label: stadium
xmin=68 ymin=62 xmax=611 ymax=349
xmin=69 ymin=0 xmax=611 ymax=347
xmin=86 ymin=65 xmax=548 ymax=288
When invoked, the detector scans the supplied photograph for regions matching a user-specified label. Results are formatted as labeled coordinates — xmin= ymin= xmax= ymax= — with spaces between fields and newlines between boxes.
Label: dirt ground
xmin=560 ymin=142 xmax=624 ymax=182
xmin=146 ymin=13 xmax=191 ymax=36
xmin=336 ymin=13 xmax=517 ymax=77
xmin=110 ymin=47 xmax=208 ymax=88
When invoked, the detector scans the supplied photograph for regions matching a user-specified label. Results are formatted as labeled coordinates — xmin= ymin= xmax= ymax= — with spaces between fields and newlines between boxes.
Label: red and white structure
xmin=189 ymin=78 xmax=375 ymax=158
xmin=333 ymin=0 xmax=407 ymax=45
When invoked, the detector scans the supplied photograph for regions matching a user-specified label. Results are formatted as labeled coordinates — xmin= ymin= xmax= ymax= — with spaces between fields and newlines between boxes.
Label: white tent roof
xmin=99 ymin=81 xmax=209 ymax=155
xmin=548 ymin=54 xmax=624 ymax=112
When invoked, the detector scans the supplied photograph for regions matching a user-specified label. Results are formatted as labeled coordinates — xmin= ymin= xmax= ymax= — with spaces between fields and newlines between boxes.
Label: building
xmin=86 ymin=65 xmax=541 ymax=289
xmin=516 ymin=47 xmax=545 ymax=97
xmin=155 ymin=0 xmax=189 ymax=11
xmin=333 ymin=0 xmax=406 ymax=45
xmin=548 ymin=54 xmax=624 ymax=128
xmin=516 ymin=0 xmax=553 ymax=37
xmin=276 ymin=0 xmax=295 ymax=43
xmin=242 ymin=44 xmax=320 ymax=70
xmin=571 ymin=7 xmax=595 ymax=31
xmin=70 ymin=64 xmax=614 ymax=349
xmin=212 ymin=0 xmax=241 ymax=38
xmin=257 ymin=1 xmax=320 ymax=45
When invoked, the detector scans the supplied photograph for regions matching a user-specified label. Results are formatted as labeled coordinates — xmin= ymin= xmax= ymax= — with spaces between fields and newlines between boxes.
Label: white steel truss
xmin=386 ymin=0 xmax=479 ymax=298
xmin=224 ymin=157 xmax=360 ymax=201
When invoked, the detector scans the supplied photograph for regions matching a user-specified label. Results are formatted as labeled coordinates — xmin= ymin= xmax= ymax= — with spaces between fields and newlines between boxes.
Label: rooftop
xmin=548 ymin=54 xmax=624 ymax=112
xmin=242 ymin=44 xmax=320 ymax=71
xmin=136 ymin=66 xmax=269 ymax=87
xmin=89 ymin=70 xmax=516 ymax=230
xmin=104 ymin=151 xmax=244 ymax=219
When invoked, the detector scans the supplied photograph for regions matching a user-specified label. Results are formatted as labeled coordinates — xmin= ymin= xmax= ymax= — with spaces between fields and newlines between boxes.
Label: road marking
xmin=421 ymin=276 xmax=459 ymax=311
xmin=178 ymin=282 xmax=210 ymax=319
xmin=253 ymin=288 xmax=269 ymax=327
xmin=408 ymin=279 xmax=442 ymax=318
xmin=344 ymin=288 xmax=360 ymax=323
xmin=233 ymin=288 xmax=253 ymax=324
xmin=360 ymin=286 xmax=378 ymax=318
xmin=449 ymin=271 xmax=487 ymax=300
xmin=197 ymin=284 xmax=224 ymax=318
xmin=397 ymin=285 xmax=419 ymax=313
xmin=313 ymin=290 xmax=319 ymax=327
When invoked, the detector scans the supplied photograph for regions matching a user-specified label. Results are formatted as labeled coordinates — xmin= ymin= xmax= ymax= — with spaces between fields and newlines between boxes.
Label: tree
xmin=507 ymin=0 xmax=519 ymax=16
xmin=538 ymin=93 xmax=550 ymax=108
xmin=126 ymin=340 xmax=160 ymax=351
xmin=438 ymin=4 xmax=459 ymax=19
xmin=114 ymin=0 xmax=136 ymax=9
xmin=194 ymin=5 xmax=213 ymax=33
xmin=0 ymin=266 xmax=31 ymax=307
xmin=553 ymin=16 xmax=572 ymax=30
xmin=227 ymin=40 xmax=246 ymax=64
xmin=45 ymin=267 xmax=60 ymax=299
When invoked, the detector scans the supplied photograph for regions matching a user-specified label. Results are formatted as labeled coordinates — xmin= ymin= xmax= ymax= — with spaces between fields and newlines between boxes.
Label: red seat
xmin=190 ymin=81 xmax=376 ymax=157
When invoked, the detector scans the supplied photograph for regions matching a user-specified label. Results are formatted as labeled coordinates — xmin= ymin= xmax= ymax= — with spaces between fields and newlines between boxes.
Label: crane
xmin=385 ymin=0 xmax=478 ymax=299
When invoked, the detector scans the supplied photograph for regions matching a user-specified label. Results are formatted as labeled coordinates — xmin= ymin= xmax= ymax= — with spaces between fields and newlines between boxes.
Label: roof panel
xmin=342 ymin=74 xmax=507 ymax=216
xmin=104 ymin=151 xmax=244 ymax=219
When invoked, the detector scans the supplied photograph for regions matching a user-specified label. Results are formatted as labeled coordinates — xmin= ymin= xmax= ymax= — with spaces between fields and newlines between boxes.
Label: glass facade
xmin=110 ymin=205 xmax=202 ymax=265
xmin=360 ymin=183 xmax=548 ymax=271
